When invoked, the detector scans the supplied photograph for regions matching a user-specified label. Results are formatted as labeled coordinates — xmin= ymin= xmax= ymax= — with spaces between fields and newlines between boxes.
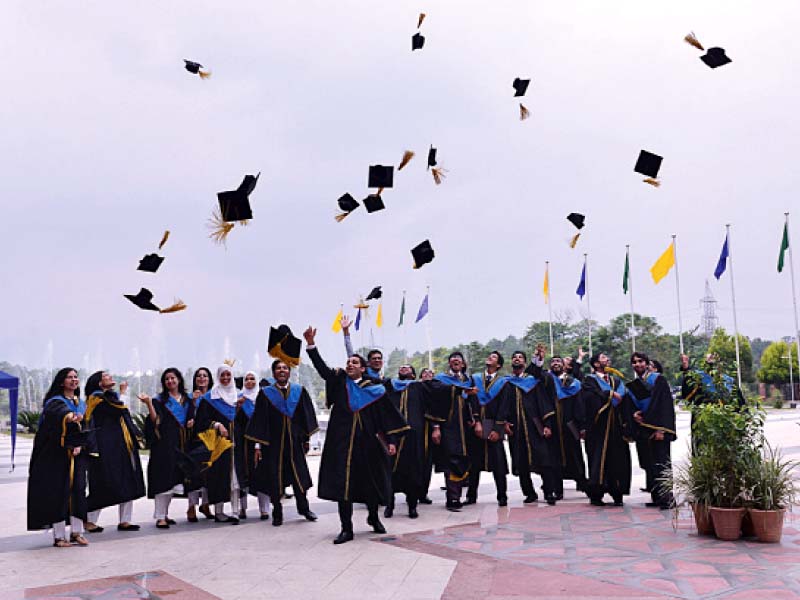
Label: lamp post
xmin=782 ymin=339 xmax=796 ymax=407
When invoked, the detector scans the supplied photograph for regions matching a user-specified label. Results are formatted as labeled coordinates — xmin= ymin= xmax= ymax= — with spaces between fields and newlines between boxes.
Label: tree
xmin=757 ymin=341 xmax=800 ymax=384
xmin=707 ymin=328 xmax=754 ymax=382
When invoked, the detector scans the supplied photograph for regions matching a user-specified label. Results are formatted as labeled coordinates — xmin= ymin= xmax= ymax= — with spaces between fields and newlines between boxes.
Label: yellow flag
xmin=650 ymin=242 xmax=676 ymax=284
xmin=543 ymin=266 xmax=550 ymax=303
xmin=331 ymin=308 xmax=343 ymax=333
xmin=376 ymin=302 xmax=383 ymax=328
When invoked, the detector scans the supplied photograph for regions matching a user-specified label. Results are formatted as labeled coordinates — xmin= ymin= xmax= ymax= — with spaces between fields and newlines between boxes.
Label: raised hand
xmin=303 ymin=326 xmax=317 ymax=346
xmin=340 ymin=315 xmax=352 ymax=333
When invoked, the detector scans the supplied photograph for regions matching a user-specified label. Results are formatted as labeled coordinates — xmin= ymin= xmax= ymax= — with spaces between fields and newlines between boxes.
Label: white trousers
xmin=153 ymin=492 xmax=172 ymax=520
xmin=258 ymin=492 xmax=270 ymax=514
xmin=87 ymin=501 xmax=133 ymax=525
xmin=53 ymin=517 xmax=84 ymax=539
xmin=187 ymin=487 xmax=207 ymax=507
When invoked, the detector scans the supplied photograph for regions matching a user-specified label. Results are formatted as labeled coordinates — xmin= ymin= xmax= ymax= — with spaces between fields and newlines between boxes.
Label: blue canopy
xmin=0 ymin=371 xmax=19 ymax=470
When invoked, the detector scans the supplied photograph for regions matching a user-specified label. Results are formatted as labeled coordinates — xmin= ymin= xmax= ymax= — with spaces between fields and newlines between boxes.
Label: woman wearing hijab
xmin=192 ymin=365 xmax=241 ymax=524
xmin=234 ymin=371 xmax=258 ymax=519
xmin=139 ymin=368 xmax=194 ymax=529
xmin=187 ymin=367 xmax=214 ymax=521
xmin=27 ymin=368 xmax=90 ymax=547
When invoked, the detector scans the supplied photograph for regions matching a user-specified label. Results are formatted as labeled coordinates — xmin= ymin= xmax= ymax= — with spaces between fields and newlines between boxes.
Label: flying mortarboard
xmin=335 ymin=193 xmax=360 ymax=222
xmin=366 ymin=286 xmax=383 ymax=301
xmin=634 ymin=150 xmax=663 ymax=187
xmin=412 ymin=33 xmax=425 ymax=51
xmin=566 ymin=213 xmax=585 ymax=230
xmin=364 ymin=194 xmax=385 ymax=213
xmin=700 ymin=47 xmax=732 ymax=69
xmin=237 ymin=172 xmax=260 ymax=196
xmin=184 ymin=60 xmax=211 ymax=79
xmin=512 ymin=78 xmax=530 ymax=97
xmin=427 ymin=146 xmax=437 ymax=169
xmin=267 ymin=324 xmax=302 ymax=367
xmin=368 ymin=165 xmax=394 ymax=190
xmin=124 ymin=288 xmax=160 ymax=312
xmin=217 ymin=190 xmax=253 ymax=222
xmin=411 ymin=239 xmax=435 ymax=269
xmin=137 ymin=253 xmax=164 ymax=273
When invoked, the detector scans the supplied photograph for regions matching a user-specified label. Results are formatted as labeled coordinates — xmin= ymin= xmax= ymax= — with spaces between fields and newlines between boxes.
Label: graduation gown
xmin=192 ymin=395 xmax=238 ymax=505
xmin=246 ymin=383 xmax=318 ymax=499
xmin=27 ymin=395 xmax=89 ymax=530
xmin=467 ymin=373 xmax=510 ymax=474
xmin=503 ymin=374 xmax=558 ymax=475
xmin=144 ymin=393 xmax=192 ymax=498
xmin=386 ymin=379 xmax=433 ymax=498
xmin=549 ymin=373 xmax=587 ymax=483
xmin=425 ymin=373 xmax=474 ymax=479
xmin=85 ymin=391 xmax=146 ymax=511
xmin=233 ymin=396 xmax=256 ymax=492
xmin=308 ymin=347 xmax=409 ymax=505
xmin=581 ymin=373 xmax=632 ymax=497
xmin=626 ymin=373 xmax=676 ymax=443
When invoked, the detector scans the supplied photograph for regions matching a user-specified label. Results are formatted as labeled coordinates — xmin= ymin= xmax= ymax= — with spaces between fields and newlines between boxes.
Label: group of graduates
xmin=26 ymin=321 xmax=681 ymax=548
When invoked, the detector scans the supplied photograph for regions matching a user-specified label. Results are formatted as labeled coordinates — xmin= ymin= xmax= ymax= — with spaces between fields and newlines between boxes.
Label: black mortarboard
xmin=700 ymin=47 xmax=731 ymax=69
xmin=184 ymin=60 xmax=203 ymax=74
xmin=137 ymin=253 xmax=164 ymax=273
xmin=364 ymin=194 xmax=385 ymax=213
xmin=411 ymin=239 xmax=435 ymax=269
xmin=124 ymin=288 xmax=160 ymax=312
xmin=427 ymin=146 xmax=437 ymax=169
xmin=366 ymin=286 xmax=383 ymax=301
xmin=412 ymin=33 xmax=425 ymax=51
xmin=237 ymin=172 xmax=260 ymax=196
xmin=368 ymin=165 xmax=394 ymax=189
xmin=513 ymin=78 xmax=530 ymax=97
xmin=234 ymin=376 xmax=244 ymax=389
xmin=267 ymin=324 xmax=301 ymax=367
xmin=634 ymin=150 xmax=663 ymax=178
xmin=337 ymin=193 xmax=359 ymax=213
xmin=217 ymin=191 xmax=253 ymax=222
xmin=566 ymin=213 xmax=585 ymax=230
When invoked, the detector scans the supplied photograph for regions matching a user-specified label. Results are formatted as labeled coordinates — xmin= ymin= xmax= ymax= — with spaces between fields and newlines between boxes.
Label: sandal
xmin=69 ymin=533 xmax=89 ymax=546
xmin=166 ymin=518 xmax=177 ymax=525
xmin=156 ymin=519 xmax=170 ymax=529
xmin=187 ymin=507 xmax=198 ymax=523
xmin=198 ymin=504 xmax=214 ymax=520
xmin=53 ymin=538 xmax=71 ymax=548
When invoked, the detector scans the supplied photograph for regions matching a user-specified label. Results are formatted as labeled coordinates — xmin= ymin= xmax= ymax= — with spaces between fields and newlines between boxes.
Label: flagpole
xmin=626 ymin=245 xmax=636 ymax=353
xmin=546 ymin=261 xmax=554 ymax=356
xmin=423 ymin=286 xmax=433 ymax=370
xmin=726 ymin=224 xmax=743 ymax=389
xmin=786 ymin=213 xmax=800 ymax=360
xmin=672 ymin=234 xmax=684 ymax=354
xmin=401 ymin=290 xmax=407 ymax=363
xmin=584 ymin=253 xmax=593 ymax=356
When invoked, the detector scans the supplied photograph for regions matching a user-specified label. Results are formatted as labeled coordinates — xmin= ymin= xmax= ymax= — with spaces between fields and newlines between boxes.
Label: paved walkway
xmin=2 ymin=410 xmax=798 ymax=599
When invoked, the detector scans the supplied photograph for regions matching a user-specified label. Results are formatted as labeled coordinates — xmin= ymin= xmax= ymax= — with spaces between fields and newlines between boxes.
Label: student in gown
xmin=627 ymin=352 xmax=676 ymax=509
xmin=384 ymin=364 xmax=433 ymax=519
xmin=303 ymin=326 xmax=409 ymax=544
xmin=341 ymin=315 xmax=387 ymax=383
xmin=234 ymin=371 xmax=258 ymax=519
xmin=193 ymin=365 xmax=242 ymax=524
xmin=417 ymin=367 xmax=435 ymax=504
xmin=465 ymin=351 xmax=511 ymax=506
xmin=83 ymin=371 xmax=145 ymax=532
xmin=581 ymin=353 xmax=632 ymax=507
xmin=246 ymin=360 xmax=319 ymax=526
xmin=503 ymin=351 xmax=560 ymax=505
xmin=188 ymin=367 xmax=214 ymax=521
xmin=27 ymin=368 xmax=90 ymax=547
xmin=140 ymin=368 xmax=194 ymax=529
xmin=426 ymin=352 xmax=478 ymax=511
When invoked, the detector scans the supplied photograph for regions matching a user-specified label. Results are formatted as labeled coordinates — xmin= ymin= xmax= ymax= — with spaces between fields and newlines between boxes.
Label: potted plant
xmin=659 ymin=451 xmax=716 ymax=535
xmin=749 ymin=443 xmax=799 ymax=543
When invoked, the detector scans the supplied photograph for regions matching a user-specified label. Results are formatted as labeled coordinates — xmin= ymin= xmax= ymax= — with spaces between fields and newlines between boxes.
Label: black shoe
xmin=640 ymin=487 xmax=651 ymax=493
xmin=199 ymin=504 xmax=214 ymax=520
xmin=367 ymin=515 xmax=386 ymax=534
xmin=445 ymin=501 xmax=461 ymax=512
xmin=612 ymin=498 xmax=624 ymax=507
xmin=546 ymin=495 xmax=557 ymax=506
xmin=85 ymin=524 xmax=104 ymax=534
xmin=156 ymin=520 xmax=170 ymax=529
xmin=117 ymin=523 xmax=140 ymax=531
xmin=408 ymin=507 xmax=419 ymax=519
xmin=301 ymin=511 xmax=318 ymax=522
xmin=238 ymin=509 xmax=247 ymax=519
xmin=384 ymin=506 xmax=393 ymax=518
xmin=523 ymin=495 xmax=537 ymax=504
xmin=645 ymin=502 xmax=660 ymax=508
xmin=590 ymin=499 xmax=606 ymax=507
xmin=333 ymin=530 xmax=354 ymax=544
xmin=165 ymin=518 xmax=177 ymax=525
xmin=419 ymin=496 xmax=433 ymax=505
xmin=464 ymin=497 xmax=477 ymax=505
xmin=272 ymin=506 xmax=283 ymax=527
xmin=497 ymin=498 xmax=508 ymax=507
xmin=285 ymin=493 xmax=294 ymax=499
xmin=214 ymin=515 xmax=239 ymax=524
xmin=260 ymin=513 xmax=270 ymax=521
xmin=555 ymin=494 xmax=564 ymax=501
xmin=576 ymin=481 xmax=587 ymax=493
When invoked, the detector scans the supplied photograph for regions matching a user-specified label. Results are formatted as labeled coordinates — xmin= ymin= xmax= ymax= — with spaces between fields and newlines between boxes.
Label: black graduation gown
xmin=192 ymin=398 xmax=237 ymax=505
xmin=27 ymin=397 xmax=88 ymax=530
xmin=424 ymin=375 xmax=474 ymax=479
xmin=467 ymin=376 xmax=509 ymax=475
xmin=245 ymin=384 xmax=318 ymax=499
xmin=85 ymin=392 xmax=146 ymax=511
xmin=144 ymin=393 xmax=191 ymax=498
xmin=386 ymin=380 xmax=433 ymax=498
xmin=581 ymin=374 xmax=632 ymax=498
xmin=549 ymin=373 xmax=587 ymax=483
xmin=627 ymin=374 xmax=676 ymax=443
xmin=308 ymin=347 xmax=409 ymax=505
xmin=233 ymin=401 xmax=254 ymax=492
xmin=503 ymin=376 xmax=558 ymax=475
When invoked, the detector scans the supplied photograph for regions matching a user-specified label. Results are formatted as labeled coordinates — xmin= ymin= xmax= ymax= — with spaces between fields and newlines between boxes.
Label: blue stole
xmin=696 ymin=370 xmax=734 ymax=394
xmin=506 ymin=374 xmax=539 ymax=394
xmin=589 ymin=373 xmax=627 ymax=407
xmin=41 ymin=395 xmax=86 ymax=426
xmin=263 ymin=384 xmax=303 ymax=418
xmin=367 ymin=367 xmax=381 ymax=380
xmin=391 ymin=379 xmax=415 ymax=392
xmin=202 ymin=392 xmax=236 ymax=422
xmin=433 ymin=373 xmax=473 ymax=388
xmin=629 ymin=372 xmax=658 ymax=413
xmin=345 ymin=378 xmax=385 ymax=412
xmin=237 ymin=394 xmax=256 ymax=419
xmin=471 ymin=373 xmax=510 ymax=406
xmin=160 ymin=393 xmax=188 ymax=427
xmin=551 ymin=374 xmax=582 ymax=399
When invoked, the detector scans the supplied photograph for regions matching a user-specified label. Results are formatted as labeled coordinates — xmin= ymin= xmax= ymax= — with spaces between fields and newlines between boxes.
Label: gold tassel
xmin=398 ymin=150 xmax=415 ymax=170
xmin=520 ymin=103 xmax=530 ymax=121
xmin=684 ymin=32 xmax=704 ymax=51
xmin=377 ymin=187 xmax=384 ymax=195
xmin=605 ymin=366 xmax=626 ymax=379
xmin=198 ymin=429 xmax=233 ymax=467
xmin=198 ymin=69 xmax=212 ymax=79
xmin=223 ymin=358 xmax=236 ymax=368
xmin=335 ymin=212 xmax=351 ymax=223
xmin=569 ymin=233 xmax=581 ymax=248
xmin=643 ymin=177 xmax=661 ymax=187
xmin=207 ymin=208 xmax=235 ymax=245
xmin=158 ymin=230 xmax=170 ymax=250
xmin=159 ymin=299 xmax=187 ymax=314
xmin=431 ymin=167 xmax=447 ymax=185
xmin=418 ymin=13 xmax=426 ymax=28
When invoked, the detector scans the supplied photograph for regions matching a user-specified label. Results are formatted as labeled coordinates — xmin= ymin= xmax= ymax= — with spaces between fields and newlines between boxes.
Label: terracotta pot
xmin=748 ymin=508 xmax=785 ymax=543
xmin=709 ymin=507 xmax=746 ymax=541
xmin=691 ymin=502 xmax=714 ymax=536
xmin=741 ymin=510 xmax=756 ymax=537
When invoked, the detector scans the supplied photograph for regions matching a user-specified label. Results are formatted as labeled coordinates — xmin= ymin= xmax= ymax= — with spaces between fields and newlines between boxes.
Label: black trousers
xmin=466 ymin=469 xmax=507 ymax=502
xmin=444 ymin=472 xmax=464 ymax=503
xmin=273 ymin=483 xmax=309 ymax=514
xmin=520 ymin=467 xmax=559 ymax=498
xmin=388 ymin=492 xmax=418 ymax=509
xmin=647 ymin=439 xmax=673 ymax=507
xmin=636 ymin=440 xmax=654 ymax=492
xmin=337 ymin=500 xmax=378 ymax=532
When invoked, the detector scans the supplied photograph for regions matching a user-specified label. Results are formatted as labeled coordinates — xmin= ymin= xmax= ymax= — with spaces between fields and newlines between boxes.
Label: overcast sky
xmin=2 ymin=0 xmax=799 ymax=374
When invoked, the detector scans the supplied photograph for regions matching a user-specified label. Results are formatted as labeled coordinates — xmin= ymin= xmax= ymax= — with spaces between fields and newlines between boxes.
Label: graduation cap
xmin=567 ymin=213 xmax=585 ymax=230
xmin=412 ymin=33 xmax=425 ymax=51
xmin=234 ymin=376 xmax=244 ymax=389
xmin=634 ymin=150 xmax=663 ymax=186
xmin=700 ymin=47 xmax=732 ymax=69
xmin=218 ymin=173 xmax=259 ymax=222
xmin=512 ymin=78 xmax=530 ymax=97
xmin=411 ymin=239 xmax=435 ymax=269
xmin=124 ymin=288 xmax=160 ymax=312
xmin=237 ymin=172 xmax=260 ymax=196
xmin=267 ymin=324 xmax=302 ymax=367
xmin=364 ymin=194 xmax=385 ymax=213
xmin=366 ymin=286 xmax=382 ymax=301
xmin=335 ymin=193 xmax=360 ymax=222
xmin=368 ymin=165 xmax=394 ymax=189
xmin=427 ymin=146 xmax=437 ymax=169
xmin=137 ymin=253 xmax=164 ymax=273
xmin=183 ymin=60 xmax=211 ymax=79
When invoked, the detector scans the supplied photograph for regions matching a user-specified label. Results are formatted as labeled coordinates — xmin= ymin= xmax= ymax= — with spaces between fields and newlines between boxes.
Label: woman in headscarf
xmin=234 ymin=371 xmax=258 ymax=519
xmin=27 ymin=368 xmax=90 ymax=547
xmin=191 ymin=365 xmax=240 ymax=523
xmin=187 ymin=367 xmax=214 ymax=521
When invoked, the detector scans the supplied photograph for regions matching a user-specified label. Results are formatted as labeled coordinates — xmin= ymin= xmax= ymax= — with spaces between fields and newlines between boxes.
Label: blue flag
xmin=576 ymin=264 xmax=586 ymax=299
xmin=415 ymin=293 xmax=429 ymax=322
xmin=714 ymin=234 xmax=729 ymax=280
xmin=355 ymin=307 xmax=362 ymax=331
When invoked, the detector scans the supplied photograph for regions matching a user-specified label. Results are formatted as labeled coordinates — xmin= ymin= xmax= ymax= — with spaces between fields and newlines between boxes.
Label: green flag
xmin=623 ymin=249 xmax=630 ymax=294
xmin=778 ymin=222 xmax=790 ymax=273
xmin=397 ymin=294 xmax=406 ymax=326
